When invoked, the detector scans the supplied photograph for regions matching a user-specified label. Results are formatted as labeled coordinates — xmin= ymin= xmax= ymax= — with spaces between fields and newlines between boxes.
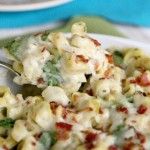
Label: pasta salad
xmin=0 ymin=22 xmax=150 ymax=150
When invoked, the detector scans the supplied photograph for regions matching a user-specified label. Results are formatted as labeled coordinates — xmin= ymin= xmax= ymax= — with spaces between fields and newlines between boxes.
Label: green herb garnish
xmin=113 ymin=124 xmax=125 ymax=136
xmin=39 ymin=131 xmax=57 ymax=149
xmin=0 ymin=118 xmax=15 ymax=128
xmin=43 ymin=60 xmax=62 ymax=86
xmin=113 ymin=51 xmax=124 ymax=66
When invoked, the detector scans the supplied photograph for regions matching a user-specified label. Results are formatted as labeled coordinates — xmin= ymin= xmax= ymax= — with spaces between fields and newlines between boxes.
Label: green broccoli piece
xmin=5 ymin=36 xmax=29 ymax=60
xmin=39 ymin=131 xmax=57 ymax=149
xmin=43 ymin=59 xmax=62 ymax=86
xmin=0 ymin=118 xmax=15 ymax=128
xmin=113 ymin=50 xmax=124 ymax=66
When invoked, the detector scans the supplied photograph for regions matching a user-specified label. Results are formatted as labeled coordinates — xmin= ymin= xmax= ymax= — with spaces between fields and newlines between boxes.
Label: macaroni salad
xmin=0 ymin=22 xmax=150 ymax=150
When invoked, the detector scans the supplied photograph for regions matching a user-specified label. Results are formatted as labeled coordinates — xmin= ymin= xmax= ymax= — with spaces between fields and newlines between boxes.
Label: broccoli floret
xmin=43 ymin=59 xmax=62 ymax=86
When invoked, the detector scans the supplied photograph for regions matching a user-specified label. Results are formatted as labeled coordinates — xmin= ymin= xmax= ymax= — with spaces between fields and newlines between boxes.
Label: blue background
xmin=0 ymin=0 xmax=150 ymax=28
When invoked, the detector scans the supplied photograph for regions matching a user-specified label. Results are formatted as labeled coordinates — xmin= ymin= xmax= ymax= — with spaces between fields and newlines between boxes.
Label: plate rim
xmin=88 ymin=33 xmax=150 ymax=51
xmin=0 ymin=0 xmax=72 ymax=12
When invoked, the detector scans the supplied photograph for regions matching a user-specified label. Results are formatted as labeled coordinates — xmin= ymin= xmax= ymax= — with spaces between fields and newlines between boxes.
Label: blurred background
xmin=0 ymin=0 xmax=150 ymax=43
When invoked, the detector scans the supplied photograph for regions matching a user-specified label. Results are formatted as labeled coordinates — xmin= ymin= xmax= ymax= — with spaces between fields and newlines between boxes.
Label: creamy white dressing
xmin=2 ymin=22 xmax=150 ymax=150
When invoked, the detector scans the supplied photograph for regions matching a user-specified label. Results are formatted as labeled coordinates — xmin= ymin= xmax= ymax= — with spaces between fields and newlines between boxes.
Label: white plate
xmin=0 ymin=0 xmax=72 ymax=12
xmin=91 ymin=34 xmax=150 ymax=53
xmin=0 ymin=34 xmax=150 ymax=94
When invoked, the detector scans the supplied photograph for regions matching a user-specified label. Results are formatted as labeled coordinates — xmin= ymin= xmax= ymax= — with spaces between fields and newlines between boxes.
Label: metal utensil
xmin=0 ymin=60 xmax=42 ymax=97
xmin=0 ymin=60 xmax=20 ymax=76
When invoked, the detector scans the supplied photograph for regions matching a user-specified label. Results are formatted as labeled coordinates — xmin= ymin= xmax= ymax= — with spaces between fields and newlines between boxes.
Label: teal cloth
xmin=0 ymin=0 xmax=150 ymax=28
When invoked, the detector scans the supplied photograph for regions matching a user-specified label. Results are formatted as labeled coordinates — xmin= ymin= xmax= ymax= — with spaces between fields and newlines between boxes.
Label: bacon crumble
xmin=106 ymin=54 xmax=114 ymax=64
xmin=85 ymin=132 xmax=98 ymax=150
xmin=116 ymin=105 xmax=128 ymax=114
xmin=137 ymin=105 xmax=147 ymax=114
xmin=56 ymin=122 xmax=72 ymax=131
xmin=130 ymin=72 xmax=150 ymax=87
xmin=76 ymin=55 xmax=89 ymax=63
xmin=91 ymin=38 xmax=101 ymax=46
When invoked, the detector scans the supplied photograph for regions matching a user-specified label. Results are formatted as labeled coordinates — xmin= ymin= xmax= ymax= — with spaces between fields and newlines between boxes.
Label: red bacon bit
xmin=136 ymin=132 xmax=146 ymax=143
xmin=85 ymin=132 xmax=97 ymax=142
xmin=108 ymin=145 xmax=118 ymax=150
xmin=63 ymin=109 xmax=75 ymax=120
xmin=37 ymin=77 xmax=44 ymax=84
xmin=91 ymin=38 xmax=101 ymax=46
xmin=116 ymin=106 xmax=128 ymax=114
xmin=139 ymin=73 xmax=150 ymax=86
xmin=130 ymin=79 xmax=136 ymax=84
xmin=56 ymin=122 xmax=72 ymax=140
xmin=56 ymin=122 xmax=72 ymax=131
xmin=56 ymin=127 xmax=70 ymax=141
xmin=130 ymin=72 xmax=150 ymax=87
xmin=137 ymin=105 xmax=147 ymax=114
xmin=123 ymin=142 xmax=135 ymax=150
xmin=123 ymin=142 xmax=144 ymax=150
xmin=2 ymin=145 xmax=9 ymax=150
xmin=76 ymin=55 xmax=89 ymax=63
xmin=106 ymin=54 xmax=114 ymax=64
xmin=85 ymin=132 xmax=98 ymax=150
